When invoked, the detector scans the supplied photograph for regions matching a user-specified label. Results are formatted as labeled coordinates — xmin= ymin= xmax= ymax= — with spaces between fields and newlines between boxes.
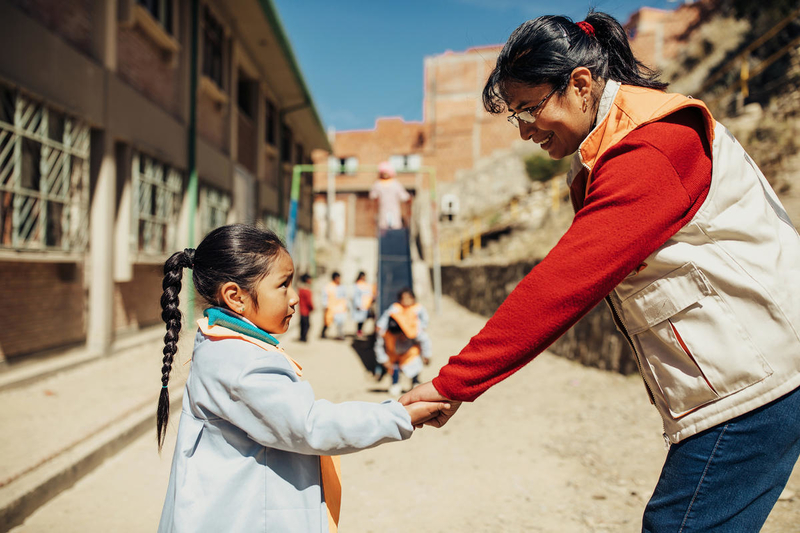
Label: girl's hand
xmin=404 ymin=401 xmax=451 ymax=428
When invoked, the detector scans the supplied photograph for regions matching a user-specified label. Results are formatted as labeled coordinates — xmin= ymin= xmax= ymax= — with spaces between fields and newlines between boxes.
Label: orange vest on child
xmin=383 ymin=303 xmax=422 ymax=366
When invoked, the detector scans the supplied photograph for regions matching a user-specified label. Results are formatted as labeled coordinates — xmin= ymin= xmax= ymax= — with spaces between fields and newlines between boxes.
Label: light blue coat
xmin=158 ymin=329 xmax=413 ymax=533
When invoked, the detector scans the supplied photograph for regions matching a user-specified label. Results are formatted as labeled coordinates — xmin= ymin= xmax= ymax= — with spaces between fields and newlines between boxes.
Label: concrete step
xmin=0 ymin=327 xmax=190 ymax=532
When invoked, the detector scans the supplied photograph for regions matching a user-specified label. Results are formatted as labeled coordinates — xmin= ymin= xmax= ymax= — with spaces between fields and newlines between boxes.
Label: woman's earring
xmin=240 ymin=306 xmax=245 ymax=314
xmin=582 ymin=97 xmax=588 ymax=113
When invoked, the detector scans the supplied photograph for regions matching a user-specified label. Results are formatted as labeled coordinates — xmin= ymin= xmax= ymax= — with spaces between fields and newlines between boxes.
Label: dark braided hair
xmin=157 ymin=224 xmax=286 ymax=450
xmin=483 ymin=11 xmax=667 ymax=114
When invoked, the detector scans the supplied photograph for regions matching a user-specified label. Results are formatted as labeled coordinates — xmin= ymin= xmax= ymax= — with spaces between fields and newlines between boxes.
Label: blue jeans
xmin=643 ymin=385 xmax=800 ymax=532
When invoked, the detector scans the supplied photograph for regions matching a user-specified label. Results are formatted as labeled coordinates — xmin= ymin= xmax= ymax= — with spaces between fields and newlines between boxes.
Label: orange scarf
xmin=197 ymin=318 xmax=342 ymax=532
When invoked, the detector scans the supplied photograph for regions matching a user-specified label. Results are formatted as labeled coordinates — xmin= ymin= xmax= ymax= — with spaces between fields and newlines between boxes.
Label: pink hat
xmin=377 ymin=161 xmax=396 ymax=178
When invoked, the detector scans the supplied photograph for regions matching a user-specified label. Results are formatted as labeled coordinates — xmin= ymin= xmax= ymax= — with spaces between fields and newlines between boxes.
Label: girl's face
xmin=504 ymin=69 xmax=596 ymax=160
xmin=243 ymin=251 xmax=299 ymax=334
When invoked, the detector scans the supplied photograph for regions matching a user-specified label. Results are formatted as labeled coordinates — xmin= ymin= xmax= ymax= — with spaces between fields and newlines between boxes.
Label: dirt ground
xmin=10 ymin=296 xmax=799 ymax=532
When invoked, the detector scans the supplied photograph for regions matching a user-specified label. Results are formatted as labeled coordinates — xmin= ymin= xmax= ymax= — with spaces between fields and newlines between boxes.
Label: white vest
xmin=608 ymin=121 xmax=800 ymax=443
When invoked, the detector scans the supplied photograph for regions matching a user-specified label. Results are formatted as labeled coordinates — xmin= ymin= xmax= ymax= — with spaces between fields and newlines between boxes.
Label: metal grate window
xmin=0 ymin=87 xmax=90 ymax=252
xmin=200 ymin=185 xmax=230 ymax=237
xmin=132 ymin=152 xmax=183 ymax=255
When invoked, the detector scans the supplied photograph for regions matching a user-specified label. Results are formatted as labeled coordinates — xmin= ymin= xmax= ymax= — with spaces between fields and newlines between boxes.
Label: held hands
xmin=403 ymin=400 xmax=452 ymax=428
xmin=400 ymin=381 xmax=462 ymax=428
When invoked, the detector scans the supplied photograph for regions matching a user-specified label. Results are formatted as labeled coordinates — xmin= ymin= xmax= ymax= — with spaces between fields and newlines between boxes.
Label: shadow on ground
xmin=349 ymin=335 xmax=377 ymax=373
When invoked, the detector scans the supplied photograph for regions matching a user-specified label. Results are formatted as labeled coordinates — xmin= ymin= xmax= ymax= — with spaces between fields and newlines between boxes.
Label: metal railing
xmin=701 ymin=6 xmax=800 ymax=108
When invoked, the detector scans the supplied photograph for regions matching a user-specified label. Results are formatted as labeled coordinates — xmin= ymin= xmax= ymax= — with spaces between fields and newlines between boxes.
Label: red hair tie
xmin=577 ymin=21 xmax=595 ymax=37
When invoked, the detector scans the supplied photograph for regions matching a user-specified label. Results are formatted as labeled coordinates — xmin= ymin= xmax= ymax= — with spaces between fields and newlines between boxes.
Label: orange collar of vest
xmin=575 ymin=85 xmax=716 ymax=203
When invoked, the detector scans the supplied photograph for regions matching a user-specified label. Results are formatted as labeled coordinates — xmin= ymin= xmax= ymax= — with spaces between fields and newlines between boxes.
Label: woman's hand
xmin=400 ymin=381 xmax=462 ymax=428
xmin=404 ymin=400 xmax=452 ymax=427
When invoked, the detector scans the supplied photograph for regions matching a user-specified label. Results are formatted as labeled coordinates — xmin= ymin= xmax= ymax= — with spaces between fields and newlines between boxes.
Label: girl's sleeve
xmin=218 ymin=352 xmax=413 ymax=455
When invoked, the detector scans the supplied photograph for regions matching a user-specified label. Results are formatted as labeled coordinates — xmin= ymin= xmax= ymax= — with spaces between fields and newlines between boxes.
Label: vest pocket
xmin=620 ymin=262 xmax=772 ymax=418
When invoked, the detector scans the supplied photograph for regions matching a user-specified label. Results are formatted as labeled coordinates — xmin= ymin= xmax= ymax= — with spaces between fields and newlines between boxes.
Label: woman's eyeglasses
xmin=507 ymin=87 xmax=557 ymax=128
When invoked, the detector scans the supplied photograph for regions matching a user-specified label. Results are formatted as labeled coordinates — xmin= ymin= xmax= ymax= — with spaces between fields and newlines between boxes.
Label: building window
xmin=281 ymin=124 xmax=293 ymax=163
xmin=237 ymin=71 xmax=257 ymax=119
xmin=265 ymin=100 xmax=277 ymax=145
xmin=0 ymin=86 xmax=90 ymax=252
xmin=338 ymin=157 xmax=358 ymax=175
xmin=131 ymin=151 xmax=182 ymax=255
xmin=200 ymin=185 xmax=230 ymax=236
xmin=138 ymin=0 xmax=173 ymax=34
xmin=202 ymin=6 xmax=224 ymax=88
xmin=389 ymin=154 xmax=421 ymax=172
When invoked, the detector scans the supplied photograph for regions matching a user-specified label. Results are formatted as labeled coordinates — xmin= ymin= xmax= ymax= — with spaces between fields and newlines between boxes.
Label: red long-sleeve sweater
xmin=433 ymin=109 xmax=713 ymax=401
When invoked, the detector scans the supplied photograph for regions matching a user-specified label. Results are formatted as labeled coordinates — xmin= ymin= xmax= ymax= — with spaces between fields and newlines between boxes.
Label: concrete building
xmin=0 ymin=0 xmax=328 ymax=363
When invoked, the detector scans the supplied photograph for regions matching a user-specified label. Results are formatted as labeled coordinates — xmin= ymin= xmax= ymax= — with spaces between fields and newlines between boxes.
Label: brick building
xmin=313 ymin=44 xmax=520 ymax=242
xmin=624 ymin=1 xmax=713 ymax=70
xmin=0 ymin=0 xmax=328 ymax=362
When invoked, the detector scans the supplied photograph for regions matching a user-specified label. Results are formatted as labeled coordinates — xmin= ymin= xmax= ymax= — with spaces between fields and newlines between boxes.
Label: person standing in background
xmin=369 ymin=161 xmax=411 ymax=230
xmin=351 ymin=271 xmax=375 ymax=339
xmin=321 ymin=272 xmax=348 ymax=340
xmin=297 ymin=273 xmax=314 ymax=343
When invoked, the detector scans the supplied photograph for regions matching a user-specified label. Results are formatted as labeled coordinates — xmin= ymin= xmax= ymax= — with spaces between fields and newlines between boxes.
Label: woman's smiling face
xmin=504 ymin=68 xmax=597 ymax=160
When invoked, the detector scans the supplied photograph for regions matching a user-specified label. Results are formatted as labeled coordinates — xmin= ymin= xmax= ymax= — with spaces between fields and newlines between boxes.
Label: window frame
xmin=0 ymin=86 xmax=90 ymax=255
xmin=131 ymin=151 xmax=183 ymax=259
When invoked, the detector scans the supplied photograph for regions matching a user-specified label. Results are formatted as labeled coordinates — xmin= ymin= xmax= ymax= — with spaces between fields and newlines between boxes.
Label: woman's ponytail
xmin=157 ymin=248 xmax=194 ymax=451
xmin=584 ymin=11 xmax=667 ymax=90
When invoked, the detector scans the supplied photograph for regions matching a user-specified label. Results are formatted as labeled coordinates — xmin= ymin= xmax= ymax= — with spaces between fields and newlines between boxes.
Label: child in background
xmin=321 ymin=272 xmax=347 ymax=340
xmin=156 ymin=225 xmax=447 ymax=533
xmin=374 ymin=288 xmax=431 ymax=397
xmin=298 ymin=273 xmax=314 ymax=342
xmin=351 ymin=271 xmax=374 ymax=339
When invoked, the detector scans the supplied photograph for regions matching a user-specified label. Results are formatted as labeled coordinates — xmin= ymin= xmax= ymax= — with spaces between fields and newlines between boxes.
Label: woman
xmin=401 ymin=11 xmax=800 ymax=531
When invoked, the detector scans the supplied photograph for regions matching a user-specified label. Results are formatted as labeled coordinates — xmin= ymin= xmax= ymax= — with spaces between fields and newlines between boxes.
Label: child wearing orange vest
xmin=155 ymin=225 xmax=447 ymax=533
xmin=374 ymin=288 xmax=431 ymax=397
xmin=321 ymin=272 xmax=348 ymax=340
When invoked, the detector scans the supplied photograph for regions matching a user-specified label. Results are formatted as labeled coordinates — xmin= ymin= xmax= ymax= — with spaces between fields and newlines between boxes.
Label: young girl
xmin=156 ymin=224 xmax=446 ymax=533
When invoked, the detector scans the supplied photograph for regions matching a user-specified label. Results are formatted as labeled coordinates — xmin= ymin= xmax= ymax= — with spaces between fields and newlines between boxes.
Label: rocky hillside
xmin=443 ymin=0 xmax=800 ymax=267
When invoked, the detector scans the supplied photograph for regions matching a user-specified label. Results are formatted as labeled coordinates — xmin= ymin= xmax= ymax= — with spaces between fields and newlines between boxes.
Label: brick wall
xmin=312 ymin=118 xmax=428 ymax=191
xmin=626 ymin=3 xmax=709 ymax=69
xmin=0 ymin=261 xmax=86 ymax=360
xmin=117 ymin=25 xmax=181 ymax=117
xmin=113 ymin=264 xmax=164 ymax=332
xmin=197 ymin=90 xmax=228 ymax=152
xmin=423 ymin=46 xmax=521 ymax=183
xmin=9 ymin=0 xmax=93 ymax=57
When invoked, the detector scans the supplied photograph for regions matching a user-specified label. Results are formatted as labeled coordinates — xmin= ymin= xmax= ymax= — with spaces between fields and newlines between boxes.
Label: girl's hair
xmin=483 ymin=11 xmax=667 ymax=114
xmin=157 ymin=224 xmax=286 ymax=450
xmin=356 ymin=271 xmax=366 ymax=281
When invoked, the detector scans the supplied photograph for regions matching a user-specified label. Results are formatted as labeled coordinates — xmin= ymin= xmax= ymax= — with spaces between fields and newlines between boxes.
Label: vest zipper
xmin=604 ymin=294 xmax=671 ymax=448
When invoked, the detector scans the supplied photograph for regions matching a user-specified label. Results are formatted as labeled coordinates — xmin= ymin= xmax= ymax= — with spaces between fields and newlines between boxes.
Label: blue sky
xmin=271 ymin=0 xmax=682 ymax=132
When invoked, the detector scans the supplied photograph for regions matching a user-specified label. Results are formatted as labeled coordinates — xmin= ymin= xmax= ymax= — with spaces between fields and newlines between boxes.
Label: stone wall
xmin=439 ymin=262 xmax=639 ymax=376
